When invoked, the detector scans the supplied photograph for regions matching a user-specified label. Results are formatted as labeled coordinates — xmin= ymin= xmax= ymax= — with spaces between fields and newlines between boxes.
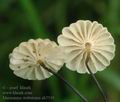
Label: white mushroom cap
xmin=58 ymin=20 xmax=115 ymax=74
xmin=9 ymin=39 xmax=64 ymax=80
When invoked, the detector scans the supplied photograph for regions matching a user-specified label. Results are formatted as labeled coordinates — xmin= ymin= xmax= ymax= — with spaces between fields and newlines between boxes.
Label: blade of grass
xmin=98 ymin=70 xmax=120 ymax=91
xmin=54 ymin=0 xmax=68 ymax=32
xmin=19 ymin=0 xmax=48 ymax=38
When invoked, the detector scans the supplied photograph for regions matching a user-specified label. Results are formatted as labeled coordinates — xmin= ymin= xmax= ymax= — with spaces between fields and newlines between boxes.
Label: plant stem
xmin=85 ymin=60 xmax=108 ymax=102
xmin=41 ymin=64 xmax=88 ymax=102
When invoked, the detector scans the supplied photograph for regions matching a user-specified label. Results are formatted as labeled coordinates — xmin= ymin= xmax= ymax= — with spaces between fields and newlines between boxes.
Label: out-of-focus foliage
xmin=0 ymin=0 xmax=120 ymax=102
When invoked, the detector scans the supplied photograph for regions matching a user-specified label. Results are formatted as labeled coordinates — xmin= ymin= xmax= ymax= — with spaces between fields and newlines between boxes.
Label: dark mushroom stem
xmin=40 ymin=63 xmax=88 ymax=102
xmin=85 ymin=54 xmax=108 ymax=102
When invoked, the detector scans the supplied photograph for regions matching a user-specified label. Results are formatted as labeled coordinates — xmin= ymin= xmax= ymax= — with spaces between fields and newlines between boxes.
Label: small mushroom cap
xmin=58 ymin=20 xmax=115 ymax=74
xmin=9 ymin=39 xmax=64 ymax=80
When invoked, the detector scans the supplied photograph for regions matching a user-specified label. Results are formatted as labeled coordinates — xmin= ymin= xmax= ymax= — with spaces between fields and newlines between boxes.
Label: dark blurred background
xmin=0 ymin=0 xmax=120 ymax=102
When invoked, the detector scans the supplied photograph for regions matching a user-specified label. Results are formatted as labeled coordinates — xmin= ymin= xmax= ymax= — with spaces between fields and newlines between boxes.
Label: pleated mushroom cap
xmin=9 ymin=39 xmax=64 ymax=80
xmin=58 ymin=20 xmax=115 ymax=74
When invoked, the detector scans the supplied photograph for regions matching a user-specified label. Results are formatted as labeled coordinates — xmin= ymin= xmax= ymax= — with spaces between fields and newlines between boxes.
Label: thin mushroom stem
xmin=85 ymin=54 xmax=108 ymax=102
xmin=40 ymin=63 xmax=88 ymax=102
